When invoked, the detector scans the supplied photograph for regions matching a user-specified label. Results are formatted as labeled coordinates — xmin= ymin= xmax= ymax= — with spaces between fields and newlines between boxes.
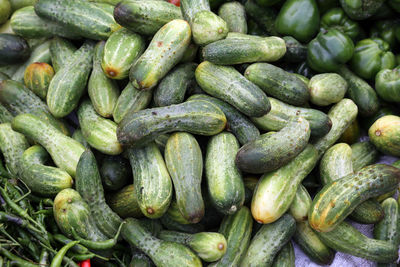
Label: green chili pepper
xmin=0 ymin=247 xmax=39 ymax=267
xmin=50 ymin=240 xmax=80 ymax=267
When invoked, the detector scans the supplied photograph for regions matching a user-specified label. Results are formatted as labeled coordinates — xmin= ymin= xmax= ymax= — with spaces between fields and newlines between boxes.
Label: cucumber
xmin=309 ymin=73 xmax=348 ymax=106
xmin=338 ymin=118 xmax=360 ymax=144
xmin=0 ymin=20 xmax=13 ymax=34
xmin=99 ymin=155 xmax=130 ymax=192
xmin=205 ymin=132 xmax=245 ymax=215
xmin=75 ymin=150 xmax=122 ymax=238
xmin=0 ymin=33 xmax=30 ymax=65
xmin=245 ymin=63 xmax=310 ymax=106
xmin=113 ymin=83 xmax=152 ymax=124
xmin=47 ymin=41 xmax=94 ymax=118
xmin=106 ymin=184 xmax=142 ymax=218
xmin=244 ymin=0 xmax=278 ymax=36
xmin=23 ymin=62 xmax=54 ymax=100
xmin=114 ymin=0 xmax=183 ymax=36
xmin=165 ymin=132 xmax=204 ymax=223
xmin=337 ymin=66 xmax=379 ymax=117
xmin=88 ymin=41 xmax=119 ymax=118
xmin=127 ymin=143 xmax=173 ymax=219
xmin=101 ymin=28 xmax=145 ymax=80
xmin=313 ymin=98 xmax=358 ymax=156
xmin=180 ymin=0 xmax=210 ymax=24
xmin=160 ymin=213 xmax=205 ymax=234
xmin=0 ymin=63 xmax=20 ymax=77
xmin=0 ymin=123 xmax=29 ymax=176
xmin=49 ymin=37 xmax=77 ymax=73
xmin=155 ymin=134 xmax=170 ymax=152
xmin=374 ymin=197 xmax=400 ymax=246
xmin=165 ymin=200 xmax=192 ymax=225
xmin=10 ymin=6 xmax=80 ymax=39
xmin=187 ymin=94 xmax=260 ymax=145
xmin=158 ymin=231 xmax=227 ymax=262
xmin=240 ymin=214 xmax=296 ymax=267
xmin=129 ymin=250 xmax=153 ymax=267
xmin=180 ymin=43 xmax=199 ymax=63
xmin=236 ymin=117 xmax=310 ymax=174
xmin=369 ymin=115 xmax=400 ymax=156
xmin=350 ymin=199 xmax=385 ymax=224
xmin=0 ymin=79 xmax=69 ymax=135
xmin=252 ymin=145 xmax=319 ymax=224
xmin=9 ymin=0 xmax=36 ymax=11
xmin=53 ymin=189 xmax=108 ymax=241
xmin=154 ymin=63 xmax=197 ymax=107
xmin=282 ymin=36 xmax=307 ymax=63
xmin=218 ymin=2 xmax=247 ymax=34
xmin=0 ymin=0 xmax=11 ymax=24
xmin=34 ymin=0 xmax=120 ymax=40
xmin=251 ymin=97 xmax=332 ymax=138
xmin=11 ymin=113 xmax=85 ymax=177
xmin=309 ymin=164 xmax=400 ymax=233
xmin=121 ymin=218 xmax=202 ymax=267
xmin=271 ymin=241 xmax=295 ymax=267
xmin=20 ymin=145 xmax=72 ymax=196
xmin=212 ymin=206 xmax=253 ymax=267
xmin=317 ymin=221 xmax=398 ymax=263
xmin=72 ymin=129 xmax=89 ymax=149
xmin=0 ymin=103 xmax=12 ymax=123
xmin=195 ymin=61 xmax=270 ymax=117
xmin=117 ymin=100 xmax=226 ymax=147
xmin=202 ymin=33 xmax=286 ymax=65
xmin=289 ymin=185 xmax=312 ymax=222
xmin=130 ymin=19 xmax=191 ymax=90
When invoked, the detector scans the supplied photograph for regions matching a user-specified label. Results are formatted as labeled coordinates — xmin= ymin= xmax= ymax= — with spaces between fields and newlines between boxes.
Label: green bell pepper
xmin=255 ymin=0 xmax=283 ymax=7
xmin=388 ymin=0 xmax=400 ymax=13
xmin=275 ymin=0 xmax=320 ymax=43
xmin=375 ymin=67 xmax=400 ymax=103
xmin=307 ymin=29 xmax=354 ymax=72
xmin=350 ymin=38 xmax=396 ymax=80
xmin=370 ymin=21 xmax=399 ymax=49
xmin=320 ymin=8 xmax=361 ymax=41
xmin=317 ymin=0 xmax=340 ymax=14
xmin=339 ymin=0 xmax=385 ymax=20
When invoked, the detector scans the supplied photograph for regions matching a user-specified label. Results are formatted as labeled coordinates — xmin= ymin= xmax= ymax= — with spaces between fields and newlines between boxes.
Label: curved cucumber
xmin=218 ymin=2 xmax=247 ymax=34
xmin=106 ymin=184 xmax=142 ymax=219
xmin=49 ymin=37 xmax=76 ymax=73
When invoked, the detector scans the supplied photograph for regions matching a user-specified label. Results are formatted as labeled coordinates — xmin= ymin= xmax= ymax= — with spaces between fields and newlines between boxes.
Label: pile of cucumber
xmin=0 ymin=0 xmax=400 ymax=266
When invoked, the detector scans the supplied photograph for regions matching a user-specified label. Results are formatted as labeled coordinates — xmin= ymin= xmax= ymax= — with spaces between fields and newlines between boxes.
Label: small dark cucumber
xmin=0 ymin=33 xmax=30 ymax=65
xmin=195 ymin=61 xmax=270 ymax=117
xmin=236 ymin=117 xmax=310 ymax=174
xmin=100 ymin=155 xmax=131 ymax=192
xmin=271 ymin=241 xmax=295 ymax=267
xmin=106 ymin=184 xmax=142 ymax=218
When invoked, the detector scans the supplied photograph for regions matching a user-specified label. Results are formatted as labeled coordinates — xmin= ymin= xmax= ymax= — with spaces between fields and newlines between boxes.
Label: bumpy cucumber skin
xmin=129 ymin=250 xmax=153 ymax=267
xmin=121 ymin=218 xmax=202 ymax=267
xmin=191 ymin=10 xmax=229 ymax=46
xmin=160 ymin=213 xmax=205 ymax=234
xmin=165 ymin=132 xmax=204 ymax=223
xmin=166 ymin=200 xmax=192 ymax=225
xmin=320 ymin=143 xmax=353 ymax=185
xmin=369 ymin=115 xmax=400 ymax=157
xmin=20 ymin=145 xmax=73 ymax=196
xmin=309 ymin=73 xmax=348 ymax=106
xmin=236 ymin=117 xmax=310 ymax=174
xmin=309 ymin=164 xmax=400 ymax=233
xmin=24 ymin=62 xmax=54 ymax=100
xmin=106 ymin=184 xmax=142 ymax=218
xmin=102 ymin=28 xmax=145 ymax=80
xmin=11 ymin=113 xmax=85 ymax=177
xmin=154 ymin=63 xmax=197 ymax=107
xmin=114 ymin=0 xmax=183 ymax=36
xmin=0 ymin=103 xmax=12 ymax=124
xmin=127 ymin=143 xmax=173 ymax=219
xmin=129 ymin=19 xmax=191 ymax=90
xmin=245 ymin=63 xmax=310 ymax=106
xmin=350 ymin=199 xmax=384 ymax=224
xmin=49 ymin=37 xmax=77 ymax=73
xmin=218 ymin=2 xmax=247 ymax=34
xmin=240 ymin=214 xmax=296 ymax=267
xmin=180 ymin=0 xmax=210 ymax=24
xmin=117 ymin=100 xmax=226 ymax=147
xmin=271 ymin=241 xmax=295 ymax=267
xmin=72 ymin=129 xmax=89 ymax=149
xmin=282 ymin=36 xmax=307 ymax=63
xmin=187 ymin=94 xmax=260 ymax=145
xmin=251 ymin=97 xmax=332 ymax=138
xmin=351 ymin=141 xmax=379 ymax=172
xmin=374 ymin=198 xmax=400 ymax=248
xmin=195 ymin=61 xmax=270 ymax=117
xmin=75 ymin=150 xmax=122 ymax=238
xmin=202 ymin=33 xmax=286 ymax=65
xmin=205 ymin=132 xmax=245 ymax=215
xmin=47 ymin=41 xmax=94 ymax=118
xmin=251 ymin=145 xmax=319 ymax=224
xmin=318 ymin=221 xmax=398 ymax=263
xmin=289 ymin=185 xmax=312 ymax=222
xmin=88 ymin=41 xmax=119 ymax=118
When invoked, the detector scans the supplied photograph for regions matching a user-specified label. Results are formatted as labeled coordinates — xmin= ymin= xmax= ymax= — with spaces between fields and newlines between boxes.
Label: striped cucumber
xmin=24 ymin=62 xmax=54 ymax=100
xmin=106 ymin=184 xmax=143 ymax=218
xmin=180 ymin=0 xmax=210 ymax=24
xmin=271 ymin=241 xmax=295 ymax=267
xmin=0 ymin=103 xmax=12 ymax=123
xmin=351 ymin=141 xmax=379 ymax=171
xmin=49 ymin=37 xmax=76 ymax=73
xmin=218 ymin=2 xmax=247 ymax=34
xmin=289 ymin=185 xmax=312 ymax=222
xmin=72 ymin=128 xmax=89 ymax=149
xmin=195 ymin=61 xmax=270 ymax=117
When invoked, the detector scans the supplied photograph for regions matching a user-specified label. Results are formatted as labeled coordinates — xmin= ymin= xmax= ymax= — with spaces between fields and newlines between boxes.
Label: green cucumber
xmin=158 ymin=231 xmax=227 ymax=262
xmin=369 ymin=115 xmax=400 ymax=157
xmin=49 ymin=37 xmax=77 ymax=73
xmin=155 ymin=134 xmax=170 ymax=152
xmin=47 ymin=41 xmax=94 ymax=118
xmin=251 ymin=97 xmax=332 ymax=138
xmin=0 ymin=123 xmax=29 ymax=176
xmin=202 ymin=33 xmax=286 ymax=65
xmin=121 ymin=218 xmax=202 ymax=267
xmin=72 ymin=129 xmax=89 ymax=149
xmin=350 ymin=199 xmax=385 ymax=224
xmin=154 ymin=63 xmax=197 ymax=107
xmin=218 ymin=2 xmax=247 ymax=34
xmin=88 ymin=41 xmax=119 ymax=118
xmin=106 ymin=184 xmax=142 ymax=218
xmin=165 ymin=200 xmax=192 ymax=225
xmin=282 ymin=36 xmax=307 ymax=63
xmin=11 ymin=113 xmax=85 ymax=177
xmin=236 ymin=117 xmax=310 ymax=174
xmin=127 ymin=143 xmax=173 ymax=219
xmin=99 ymin=155 xmax=130 ymax=192
xmin=34 ymin=0 xmax=120 ymax=40
xmin=0 ymin=103 xmax=13 ymax=123
xmin=9 ymin=0 xmax=36 ymax=11
xmin=114 ymin=0 xmax=183 ymax=36
xmin=180 ymin=0 xmax=210 ymax=24
xmin=75 ymin=150 xmax=122 ymax=238
xmin=0 ymin=0 xmax=11 ymax=24
xmin=271 ymin=241 xmax=295 ymax=267
xmin=289 ymin=185 xmax=312 ymax=222
xmin=117 ymin=99 xmax=226 ymax=147
xmin=10 ymin=6 xmax=80 ymax=39
xmin=129 ymin=250 xmax=152 ymax=267
xmin=160 ymin=213 xmax=205 ymax=234
xmin=101 ymin=28 xmax=145 ymax=80
xmin=187 ymin=94 xmax=260 ymax=145
xmin=244 ymin=0 xmax=277 ymax=36
xmin=129 ymin=19 xmax=190 ymax=90
xmin=240 ymin=214 xmax=296 ymax=267
xmin=112 ymin=83 xmax=152 ymax=124
xmin=180 ymin=43 xmax=199 ymax=63
xmin=0 ymin=63 xmax=20 ymax=77
xmin=0 ymin=33 xmax=30 ymax=65
xmin=165 ymin=132 xmax=204 ymax=223
xmin=195 ymin=61 xmax=270 ymax=117
xmin=317 ymin=221 xmax=398 ymax=263
xmin=245 ymin=63 xmax=310 ymax=106
xmin=23 ymin=62 xmax=54 ymax=100
xmin=309 ymin=164 xmax=400 ymax=233
xmin=205 ymin=132 xmax=245 ymax=215
xmin=351 ymin=141 xmax=379 ymax=171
